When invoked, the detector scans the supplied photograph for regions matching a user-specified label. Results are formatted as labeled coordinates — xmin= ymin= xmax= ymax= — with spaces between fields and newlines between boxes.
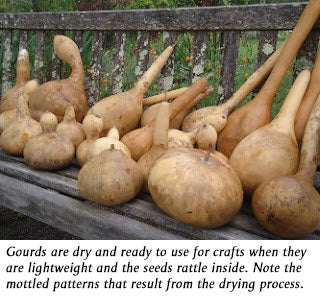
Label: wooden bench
xmin=0 ymin=3 xmax=319 ymax=239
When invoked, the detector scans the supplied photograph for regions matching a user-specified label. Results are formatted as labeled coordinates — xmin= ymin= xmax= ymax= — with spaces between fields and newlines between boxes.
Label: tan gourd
xmin=87 ymin=127 xmax=131 ymax=160
xmin=24 ymin=112 xmax=75 ymax=170
xmin=182 ymin=44 xmax=283 ymax=135
xmin=229 ymin=70 xmax=311 ymax=196
xmin=138 ymin=102 xmax=170 ymax=192
xmin=29 ymin=35 xmax=88 ymax=122
xmin=121 ymin=75 xmax=210 ymax=161
xmin=217 ymin=0 xmax=320 ymax=157
xmin=76 ymin=113 xmax=103 ymax=167
xmin=148 ymin=147 xmax=243 ymax=228
xmin=56 ymin=104 xmax=85 ymax=148
xmin=78 ymin=145 xmax=143 ymax=206
xmin=252 ymin=94 xmax=320 ymax=239
xmin=0 ymin=80 xmax=42 ymax=156
xmin=295 ymin=48 xmax=320 ymax=147
xmin=141 ymin=87 xmax=214 ymax=129
xmin=0 ymin=109 xmax=16 ymax=134
xmin=142 ymin=87 xmax=189 ymax=106
xmin=0 ymin=49 xmax=30 ymax=113
xmin=90 ymin=43 xmax=177 ymax=137
xmin=168 ymin=129 xmax=197 ymax=149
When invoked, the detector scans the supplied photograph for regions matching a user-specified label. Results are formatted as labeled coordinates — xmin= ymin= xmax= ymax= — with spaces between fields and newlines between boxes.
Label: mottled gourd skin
xmin=148 ymin=148 xmax=243 ymax=228
xmin=252 ymin=175 xmax=320 ymax=239
xmin=24 ymin=133 xmax=75 ymax=170
xmin=78 ymin=149 xmax=143 ymax=206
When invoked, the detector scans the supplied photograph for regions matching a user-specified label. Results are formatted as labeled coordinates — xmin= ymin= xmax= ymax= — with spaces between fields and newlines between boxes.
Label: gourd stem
xmin=296 ymin=94 xmax=320 ymax=183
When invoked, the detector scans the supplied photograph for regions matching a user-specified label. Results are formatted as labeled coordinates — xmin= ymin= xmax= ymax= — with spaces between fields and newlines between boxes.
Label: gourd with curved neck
xmin=29 ymin=35 xmax=88 ymax=122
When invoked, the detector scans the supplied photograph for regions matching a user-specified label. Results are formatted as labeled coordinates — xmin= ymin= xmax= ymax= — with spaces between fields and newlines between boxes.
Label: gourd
xmin=148 ymin=148 xmax=243 ymax=228
xmin=295 ymin=48 xmax=320 ymax=146
xmin=78 ymin=145 xmax=143 ymax=206
xmin=229 ymin=70 xmax=311 ymax=196
xmin=138 ymin=102 xmax=170 ymax=192
xmin=0 ymin=80 xmax=42 ymax=156
xmin=0 ymin=49 xmax=30 ymax=113
xmin=56 ymin=104 xmax=85 ymax=148
xmin=29 ymin=35 xmax=88 ymax=122
xmin=24 ymin=112 xmax=75 ymax=170
xmin=217 ymin=0 xmax=320 ymax=157
xmin=141 ymin=87 xmax=214 ymax=129
xmin=76 ymin=113 xmax=103 ymax=167
xmin=252 ymin=94 xmax=320 ymax=239
xmin=142 ymin=87 xmax=189 ymax=106
xmin=90 ymin=42 xmax=177 ymax=137
xmin=87 ymin=127 xmax=131 ymax=160
xmin=0 ymin=49 xmax=30 ymax=132
xmin=168 ymin=129 xmax=197 ymax=149
xmin=121 ymin=75 xmax=210 ymax=161
xmin=181 ymin=44 xmax=283 ymax=134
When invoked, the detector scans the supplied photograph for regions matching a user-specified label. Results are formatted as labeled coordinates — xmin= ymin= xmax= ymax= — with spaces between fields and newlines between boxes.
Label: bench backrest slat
xmin=1 ymin=29 xmax=13 ymax=95
xmin=34 ymin=30 xmax=45 ymax=84
xmin=135 ymin=31 xmax=151 ymax=83
xmin=18 ymin=30 xmax=28 ymax=52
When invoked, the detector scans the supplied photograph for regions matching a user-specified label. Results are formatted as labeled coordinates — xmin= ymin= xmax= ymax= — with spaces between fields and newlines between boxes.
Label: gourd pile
xmin=1 ymin=0 xmax=320 ymax=239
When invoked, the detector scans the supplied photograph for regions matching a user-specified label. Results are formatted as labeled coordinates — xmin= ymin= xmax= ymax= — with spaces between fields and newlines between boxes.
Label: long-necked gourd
xmin=141 ymin=87 xmax=214 ymax=129
xmin=142 ymin=87 xmax=189 ymax=106
xmin=90 ymin=42 xmax=177 ymax=137
xmin=0 ymin=49 xmax=30 ymax=133
xmin=0 ymin=49 xmax=30 ymax=113
xmin=121 ymin=75 xmax=210 ymax=161
xmin=217 ymin=0 xmax=320 ymax=157
xmin=56 ymin=104 xmax=85 ymax=148
xmin=229 ymin=70 xmax=311 ymax=196
xmin=181 ymin=44 xmax=283 ymax=135
xmin=76 ymin=113 xmax=103 ymax=167
xmin=252 ymin=93 xmax=320 ymax=239
xmin=148 ymin=147 xmax=243 ymax=228
xmin=29 ymin=35 xmax=88 ymax=122
xmin=78 ymin=145 xmax=143 ymax=206
xmin=138 ymin=102 xmax=170 ymax=192
xmin=24 ymin=112 xmax=75 ymax=170
xmin=295 ymin=48 xmax=320 ymax=147
xmin=0 ymin=80 xmax=42 ymax=155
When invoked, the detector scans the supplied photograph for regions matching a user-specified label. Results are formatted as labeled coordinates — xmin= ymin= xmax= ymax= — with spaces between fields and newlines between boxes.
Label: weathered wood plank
xmin=0 ymin=4 xmax=319 ymax=31
xmin=111 ymin=31 xmax=126 ymax=94
xmin=73 ymin=30 xmax=83 ymax=53
xmin=293 ymin=30 xmax=320 ymax=77
xmin=1 ymin=29 xmax=13 ymax=96
xmin=159 ymin=31 xmax=178 ymax=92
xmin=135 ymin=31 xmax=150 ymax=82
xmin=18 ymin=30 xmax=28 ymax=52
xmin=0 ymin=174 xmax=185 ymax=239
xmin=189 ymin=31 xmax=207 ymax=84
xmin=34 ymin=30 xmax=45 ymax=83
xmin=51 ymin=30 xmax=63 ymax=80
xmin=88 ymin=31 xmax=104 ymax=106
xmin=218 ymin=30 xmax=240 ymax=103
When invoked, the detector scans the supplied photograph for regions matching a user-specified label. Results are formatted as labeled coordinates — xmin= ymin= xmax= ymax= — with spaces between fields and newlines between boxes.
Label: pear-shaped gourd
xmin=78 ymin=146 xmax=143 ymax=206
xmin=29 ymin=35 xmax=88 ymax=122
xmin=0 ymin=49 xmax=30 ymax=113
xmin=121 ymin=75 xmax=210 ymax=161
xmin=252 ymin=94 xmax=320 ymax=239
xmin=90 ymin=42 xmax=177 ymax=137
xmin=87 ymin=127 xmax=131 ymax=160
xmin=295 ymin=48 xmax=320 ymax=147
xmin=229 ymin=70 xmax=311 ymax=196
xmin=138 ymin=102 xmax=170 ymax=192
xmin=0 ymin=80 xmax=42 ymax=155
xmin=168 ymin=129 xmax=197 ymax=149
xmin=24 ymin=112 xmax=75 ymax=170
xmin=182 ymin=45 xmax=283 ymax=135
xmin=56 ymin=104 xmax=85 ymax=148
xmin=76 ymin=113 xmax=103 ymax=166
xmin=217 ymin=0 xmax=320 ymax=157
xmin=148 ymin=148 xmax=243 ymax=228
xmin=141 ymin=87 xmax=214 ymax=129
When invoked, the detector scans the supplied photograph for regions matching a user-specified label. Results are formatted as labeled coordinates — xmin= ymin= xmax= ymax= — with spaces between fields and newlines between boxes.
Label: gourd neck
xmin=154 ymin=102 xmax=169 ymax=147
xmin=296 ymin=94 xmax=320 ymax=183
xmin=272 ymin=70 xmax=310 ymax=131
xmin=16 ymin=49 xmax=30 ymax=83
xmin=63 ymin=105 xmax=76 ymax=123
xmin=16 ymin=95 xmax=30 ymax=119
xmin=107 ymin=127 xmax=120 ymax=140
